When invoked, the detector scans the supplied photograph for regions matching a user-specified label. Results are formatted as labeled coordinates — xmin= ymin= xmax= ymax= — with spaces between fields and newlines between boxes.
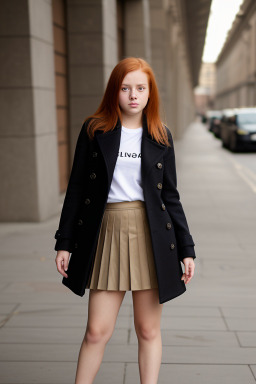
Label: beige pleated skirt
xmin=86 ymin=200 xmax=158 ymax=291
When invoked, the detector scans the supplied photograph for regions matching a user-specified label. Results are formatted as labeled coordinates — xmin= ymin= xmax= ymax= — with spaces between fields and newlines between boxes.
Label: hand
xmin=181 ymin=257 xmax=195 ymax=285
xmin=55 ymin=250 xmax=70 ymax=278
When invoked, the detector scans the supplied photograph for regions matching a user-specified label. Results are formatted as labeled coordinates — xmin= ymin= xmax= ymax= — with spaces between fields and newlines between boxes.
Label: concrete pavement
xmin=0 ymin=121 xmax=256 ymax=383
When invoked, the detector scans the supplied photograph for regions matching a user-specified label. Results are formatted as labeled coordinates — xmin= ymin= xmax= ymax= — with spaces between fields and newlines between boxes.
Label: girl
xmin=55 ymin=57 xmax=196 ymax=384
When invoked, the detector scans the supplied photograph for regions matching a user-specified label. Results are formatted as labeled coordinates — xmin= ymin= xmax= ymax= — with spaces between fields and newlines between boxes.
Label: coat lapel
xmin=95 ymin=118 xmax=122 ymax=189
xmin=95 ymin=114 xmax=167 ymax=189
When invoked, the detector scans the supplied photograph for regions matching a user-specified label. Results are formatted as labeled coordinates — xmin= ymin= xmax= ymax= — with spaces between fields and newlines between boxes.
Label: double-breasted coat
xmin=54 ymin=114 xmax=196 ymax=304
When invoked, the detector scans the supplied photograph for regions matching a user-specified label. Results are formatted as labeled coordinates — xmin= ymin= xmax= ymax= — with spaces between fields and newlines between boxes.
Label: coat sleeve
xmin=54 ymin=119 xmax=91 ymax=252
xmin=161 ymin=127 xmax=196 ymax=262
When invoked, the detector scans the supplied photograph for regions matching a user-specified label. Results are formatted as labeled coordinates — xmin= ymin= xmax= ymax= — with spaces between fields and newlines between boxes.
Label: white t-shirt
xmin=107 ymin=125 xmax=144 ymax=202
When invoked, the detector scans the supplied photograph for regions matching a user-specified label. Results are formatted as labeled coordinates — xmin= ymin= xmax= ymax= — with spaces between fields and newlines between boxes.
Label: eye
xmin=138 ymin=87 xmax=145 ymax=91
xmin=121 ymin=87 xmax=129 ymax=91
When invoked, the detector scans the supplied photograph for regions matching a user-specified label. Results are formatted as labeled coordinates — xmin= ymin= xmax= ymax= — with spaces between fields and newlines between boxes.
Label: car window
xmin=237 ymin=113 xmax=256 ymax=125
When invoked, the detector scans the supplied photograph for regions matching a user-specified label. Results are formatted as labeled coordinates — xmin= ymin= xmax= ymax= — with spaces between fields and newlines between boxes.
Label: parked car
xmin=201 ymin=114 xmax=207 ymax=124
xmin=207 ymin=110 xmax=223 ymax=137
xmin=211 ymin=108 xmax=235 ymax=140
xmin=220 ymin=108 xmax=256 ymax=152
xmin=220 ymin=109 xmax=236 ymax=145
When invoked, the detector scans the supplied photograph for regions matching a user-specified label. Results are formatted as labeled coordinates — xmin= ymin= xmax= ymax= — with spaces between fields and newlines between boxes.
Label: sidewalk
xmin=0 ymin=121 xmax=256 ymax=383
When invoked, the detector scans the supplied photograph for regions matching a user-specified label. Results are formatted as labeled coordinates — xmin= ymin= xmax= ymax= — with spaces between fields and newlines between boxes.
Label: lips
xmin=129 ymin=103 xmax=138 ymax=106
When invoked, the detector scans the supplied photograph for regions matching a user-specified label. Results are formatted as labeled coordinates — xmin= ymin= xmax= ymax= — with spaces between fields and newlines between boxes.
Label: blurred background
xmin=1 ymin=1 xmax=256 ymax=383
xmin=0 ymin=0 xmax=255 ymax=222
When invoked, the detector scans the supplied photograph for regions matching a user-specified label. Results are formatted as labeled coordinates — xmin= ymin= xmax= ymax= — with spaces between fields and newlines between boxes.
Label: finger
xmin=185 ymin=262 xmax=190 ymax=277
xmin=182 ymin=273 xmax=188 ymax=283
xmin=64 ymin=258 xmax=69 ymax=273
xmin=61 ymin=260 xmax=68 ymax=278
xmin=56 ymin=258 xmax=68 ymax=278
xmin=62 ymin=265 xmax=68 ymax=278
xmin=187 ymin=263 xmax=194 ymax=277
xmin=183 ymin=270 xmax=193 ymax=283
xmin=56 ymin=258 xmax=63 ymax=273
xmin=189 ymin=264 xmax=195 ymax=277
xmin=60 ymin=267 xmax=68 ymax=278
xmin=186 ymin=272 xmax=194 ymax=283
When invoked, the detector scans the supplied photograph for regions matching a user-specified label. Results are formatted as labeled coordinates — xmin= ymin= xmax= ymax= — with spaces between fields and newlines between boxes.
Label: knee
xmin=84 ymin=323 xmax=112 ymax=344
xmin=135 ymin=323 xmax=159 ymax=341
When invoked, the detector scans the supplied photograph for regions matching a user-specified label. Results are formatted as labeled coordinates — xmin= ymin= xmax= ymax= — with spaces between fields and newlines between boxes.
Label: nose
xmin=129 ymin=89 xmax=137 ymax=99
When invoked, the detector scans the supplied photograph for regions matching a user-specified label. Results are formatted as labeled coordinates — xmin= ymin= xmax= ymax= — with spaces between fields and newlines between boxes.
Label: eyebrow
xmin=121 ymin=83 xmax=147 ymax=86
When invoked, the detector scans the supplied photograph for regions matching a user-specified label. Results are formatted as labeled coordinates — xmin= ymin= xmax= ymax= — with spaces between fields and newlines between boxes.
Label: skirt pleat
xmin=119 ymin=210 xmax=129 ymax=290
xmin=86 ymin=200 xmax=158 ymax=291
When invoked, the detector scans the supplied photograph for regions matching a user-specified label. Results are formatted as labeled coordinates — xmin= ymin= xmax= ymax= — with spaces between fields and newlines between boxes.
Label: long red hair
xmin=84 ymin=57 xmax=170 ymax=147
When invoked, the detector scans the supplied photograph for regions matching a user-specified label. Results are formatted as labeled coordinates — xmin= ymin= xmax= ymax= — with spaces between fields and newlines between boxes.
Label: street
xmin=223 ymin=150 xmax=256 ymax=194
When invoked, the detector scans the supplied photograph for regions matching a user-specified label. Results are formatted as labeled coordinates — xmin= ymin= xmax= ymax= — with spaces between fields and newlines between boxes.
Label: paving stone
xmin=4 ymin=313 xmax=131 ymax=328
xmin=129 ymin=329 xmax=239 ymax=346
xmin=0 ymin=282 xmax=12 ymax=292
xmin=0 ymin=361 xmax=124 ymax=384
xmin=250 ymin=365 xmax=256 ymax=380
xmin=0 ymin=343 xmax=137 ymax=363
xmin=0 ymin=303 xmax=18 ymax=315
xmin=236 ymin=332 xmax=256 ymax=347
xmin=160 ymin=316 xmax=227 ymax=330
xmin=16 ymin=302 xmax=131 ymax=316
xmin=0 ymin=316 xmax=7 ymax=326
xmin=225 ymin=317 xmax=256 ymax=331
xmin=0 ymin=326 xmax=128 ymax=344
xmin=221 ymin=307 xmax=256 ymax=318
xmin=157 ymin=305 xmax=221 ymax=317
xmin=161 ymin=346 xmax=256 ymax=364
xmin=0 ymin=291 xmax=85 ymax=304
xmin=125 ymin=363 xmax=256 ymax=384
xmin=0 ymin=343 xmax=79 ymax=362
xmin=178 ymin=284 xmax=256 ymax=307
xmin=1 ymin=343 xmax=250 ymax=366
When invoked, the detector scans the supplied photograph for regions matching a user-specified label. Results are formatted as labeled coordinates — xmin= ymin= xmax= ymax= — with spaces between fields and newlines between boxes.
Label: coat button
xmin=85 ymin=198 xmax=91 ymax=205
xmin=78 ymin=219 xmax=83 ymax=226
xmin=161 ymin=203 xmax=166 ymax=211
xmin=156 ymin=162 xmax=162 ymax=169
xmin=92 ymin=151 xmax=98 ymax=157
xmin=90 ymin=172 xmax=96 ymax=180
xmin=157 ymin=183 xmax=162 ymax=190
xmin=74 ymin=243 xmax=78 ymax=249
xmin=166 ymin=222 xmax=172 ymax=229
xmin=170 ymin=243 xmax=175 ymax=250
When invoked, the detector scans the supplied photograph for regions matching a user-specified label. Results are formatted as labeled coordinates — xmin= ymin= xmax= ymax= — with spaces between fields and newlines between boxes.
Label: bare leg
xmin=74 ymin=289 xmax=126 ymax=384
xmin=132 ymin=288 xmax=163 ymax=384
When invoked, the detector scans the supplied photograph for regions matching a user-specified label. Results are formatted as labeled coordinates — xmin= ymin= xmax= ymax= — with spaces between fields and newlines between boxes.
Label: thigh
xmin=86 ymin=289 xmax=126 ymax=334
xmin=132 ymin=289 xmax=163 ymax=332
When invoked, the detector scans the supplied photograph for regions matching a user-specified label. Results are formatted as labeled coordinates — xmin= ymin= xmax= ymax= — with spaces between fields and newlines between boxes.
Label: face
xmin=118 ymin=69 xmax=150 ymax=118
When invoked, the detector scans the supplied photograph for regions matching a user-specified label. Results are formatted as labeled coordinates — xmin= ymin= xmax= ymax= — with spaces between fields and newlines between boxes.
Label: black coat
xmin=54 ymin=115 xmax=196 ymax=304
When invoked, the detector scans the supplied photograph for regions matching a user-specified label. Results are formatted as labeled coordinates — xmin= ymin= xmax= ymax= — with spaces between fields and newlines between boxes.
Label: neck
xmin=121 ymin=113 xmax=143 ymax=129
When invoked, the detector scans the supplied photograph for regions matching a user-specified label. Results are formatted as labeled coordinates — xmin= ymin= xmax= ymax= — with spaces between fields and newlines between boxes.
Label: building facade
xmin=215 ymin=0 xmax=256 ymax=109
xmin=194 ymin=62 xmax=216 ymax=115
xmin=0 ymin=0 xmax=211 ymax=222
